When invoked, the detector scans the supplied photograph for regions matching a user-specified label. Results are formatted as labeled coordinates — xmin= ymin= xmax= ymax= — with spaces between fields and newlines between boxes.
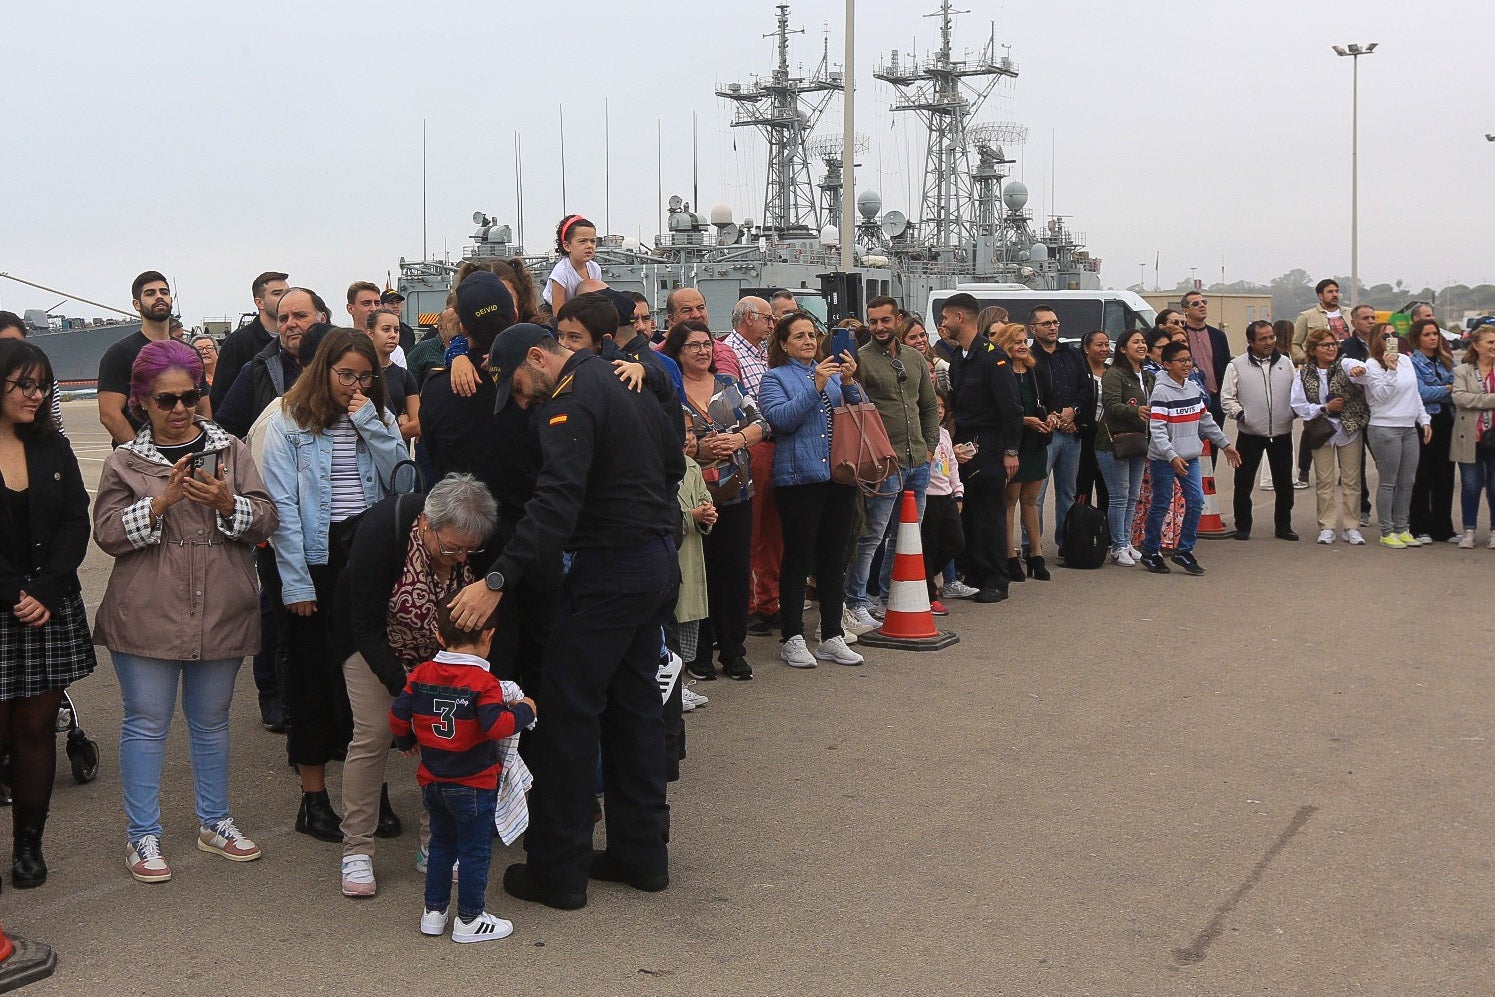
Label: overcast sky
xmin=5 ymin=0 xmax=1493 ymax=325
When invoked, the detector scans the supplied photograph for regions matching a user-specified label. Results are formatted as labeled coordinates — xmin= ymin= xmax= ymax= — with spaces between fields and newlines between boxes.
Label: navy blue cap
xmin=456 ymin=271 xmax=517 ymax=348
xmin=489 ymin=323 xmax=555 ymax=412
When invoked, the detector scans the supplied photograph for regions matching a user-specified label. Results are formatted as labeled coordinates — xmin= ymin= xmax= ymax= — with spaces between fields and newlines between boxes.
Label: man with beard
xmin=214 ymin=287 xmax=326 ymax=439
xmin=211 ymin=271 xmax=288 ymax=410
xmin=98 ymin=271 xmax=210 ymax=444
xmin=447 ymin=320 xmax=683 ymax=912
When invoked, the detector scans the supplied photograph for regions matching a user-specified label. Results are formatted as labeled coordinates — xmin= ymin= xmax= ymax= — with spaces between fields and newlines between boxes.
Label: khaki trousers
xmin=340 ymin=652 xmax=427 ymax=858
xmin=1312 ymin=437 xmax=1364 ymax=532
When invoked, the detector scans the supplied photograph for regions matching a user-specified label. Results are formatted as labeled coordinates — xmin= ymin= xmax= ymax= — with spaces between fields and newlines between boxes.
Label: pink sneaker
xmin=929 ymin=599 xmax=949 ymax=616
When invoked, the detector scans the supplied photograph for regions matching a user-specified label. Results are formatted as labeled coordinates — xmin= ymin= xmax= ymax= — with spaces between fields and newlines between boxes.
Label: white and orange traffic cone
xmin=858 ymin=491 xmax=960 ymax=652
xmin=1196 ymin=438 xmax=1233 ymax=538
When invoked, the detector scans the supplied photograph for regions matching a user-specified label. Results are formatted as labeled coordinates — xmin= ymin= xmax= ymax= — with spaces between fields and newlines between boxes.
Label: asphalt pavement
xmin=3 ymin=402 xmax=1491 ymax=996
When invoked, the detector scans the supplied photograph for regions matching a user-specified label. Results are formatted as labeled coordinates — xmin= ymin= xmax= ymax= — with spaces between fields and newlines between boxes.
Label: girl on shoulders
xmin=541 ymin=215 xmax=601 ymax=311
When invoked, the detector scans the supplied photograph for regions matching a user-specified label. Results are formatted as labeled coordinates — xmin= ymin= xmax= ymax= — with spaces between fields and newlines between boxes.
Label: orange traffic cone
xmin=0 ymin=922 xmax=58 ymax=991
xmin=858 ymin=491 xmax=960 ymax=652
xmin=1196 ymin=438 xmax=1232 ymax=538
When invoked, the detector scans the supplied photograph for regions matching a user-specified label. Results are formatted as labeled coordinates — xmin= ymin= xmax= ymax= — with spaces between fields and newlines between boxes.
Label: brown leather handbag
xmin=831 ymin=401 xmax=900 ymax=496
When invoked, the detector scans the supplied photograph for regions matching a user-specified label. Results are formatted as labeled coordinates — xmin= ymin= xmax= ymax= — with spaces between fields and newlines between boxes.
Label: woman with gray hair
xmin=330 ymin=473 xmax=499 ymax=898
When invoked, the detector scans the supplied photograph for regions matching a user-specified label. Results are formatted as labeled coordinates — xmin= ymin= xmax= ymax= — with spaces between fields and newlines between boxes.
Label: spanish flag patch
xmin=549 ymin=414 xmax=568 ymax=426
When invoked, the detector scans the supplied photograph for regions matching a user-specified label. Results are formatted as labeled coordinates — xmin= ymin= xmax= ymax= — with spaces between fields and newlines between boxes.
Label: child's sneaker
xmin=341 ymin=854 xmax=377 ymax=897
xmin=127 ymin=834 xmax=171 ymax=883
xmin=452 ymin=911 xmax=514 ymax=944
xmin=197 ymin=818 xmax=262 ymax=862
xmin=420 ymin=908 xmax=449 ymax=937
xmin=929 ymin=599 xmax=949 ymax=616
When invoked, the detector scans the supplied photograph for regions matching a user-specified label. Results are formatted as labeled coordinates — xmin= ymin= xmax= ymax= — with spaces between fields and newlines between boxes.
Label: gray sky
xmin=5 ymin=0 xmax=1493 ymax=325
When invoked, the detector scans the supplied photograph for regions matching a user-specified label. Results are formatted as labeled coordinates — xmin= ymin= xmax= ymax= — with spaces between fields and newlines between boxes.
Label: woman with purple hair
xmin=93 ymin=340 xmax=278 ymax=884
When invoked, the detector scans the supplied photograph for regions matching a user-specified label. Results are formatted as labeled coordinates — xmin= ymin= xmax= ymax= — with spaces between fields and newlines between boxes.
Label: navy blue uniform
xmin=949 ymin=338 xmax=1023 ymax=593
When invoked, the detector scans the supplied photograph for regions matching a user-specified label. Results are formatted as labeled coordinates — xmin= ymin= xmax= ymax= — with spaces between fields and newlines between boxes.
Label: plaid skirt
xmin=0 ymin=591 xmax=98 ymax=700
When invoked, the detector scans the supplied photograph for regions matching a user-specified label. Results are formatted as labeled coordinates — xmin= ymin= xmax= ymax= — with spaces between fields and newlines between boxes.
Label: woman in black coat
xmin=0 ymin=340 xmax=97 ymax=889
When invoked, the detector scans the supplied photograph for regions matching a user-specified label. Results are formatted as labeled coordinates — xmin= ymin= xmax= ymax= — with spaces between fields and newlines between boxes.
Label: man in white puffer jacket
xmin=1222 ymin=320 xmax=1300 ymax=541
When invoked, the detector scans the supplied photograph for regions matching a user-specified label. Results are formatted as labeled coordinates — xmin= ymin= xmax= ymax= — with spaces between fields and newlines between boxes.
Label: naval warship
xmin=394 ymin=1 xmax=1104 ymax=331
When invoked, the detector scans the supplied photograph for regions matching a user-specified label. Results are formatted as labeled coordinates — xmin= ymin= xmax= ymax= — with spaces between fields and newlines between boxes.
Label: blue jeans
xmin=1460 ymin=456 xmax=1495 ymax=529
xmin=1035 ymin=430 xmax=1081 ymax=548
xmin=423 ymin=782 xmax=498 ymax=921
xmin=1094 ymin=450 xmax=1145 ymax=553
xmin=845 ymin=462 xmax=930 ymax=608
xmin=1142 ymin=457 xmax=1203 ymax=555
xmin=113 ymin=654 xmax=241 ymax=842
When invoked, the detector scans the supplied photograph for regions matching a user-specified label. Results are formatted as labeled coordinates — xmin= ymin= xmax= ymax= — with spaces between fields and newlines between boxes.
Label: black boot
xmin=1007 ymin=556 xmax=1026 ymax=582
xmin=295 ymin=790 xmax=343 ymax=843
xmin=374 ymin=783 xmax=403 ymax=839
xmin=1025 ymin=555 xmax=1051 ymax=581
xmin=12 ymin=818 xmax=47 ymax=889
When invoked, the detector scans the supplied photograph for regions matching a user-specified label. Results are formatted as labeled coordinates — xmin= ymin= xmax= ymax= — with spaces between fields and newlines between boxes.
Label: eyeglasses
xmin=1167 ymin=358 xmax=1195 ymax=366
xmin=1316 ymin=342 xmax=1340 ymax=350
xmin=430 ymin=530 xmax=485 ymax=559
xmin=5 ymin=378 xmax=52 ymax=399
xmin=151 ymin=390 xmax=201 ymax=410
xmin=683 ymin=340 xmax=714 ymax=352
xmin=1166 ymin=318 xmax=1186 ymax=327
xmin=889 ymin=356 xmax=907 ymax=383
xmin=1034 ymin=320 xmax=1060 ymax=328
xmin=332 ymin=368 xmax=378 ymax=388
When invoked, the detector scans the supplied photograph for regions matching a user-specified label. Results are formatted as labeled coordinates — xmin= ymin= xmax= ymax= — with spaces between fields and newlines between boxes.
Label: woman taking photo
xmin=1075 ymin=330 xmax=1111 ymax=509
xmin=261 ymin=328 xmax=405 ymax=840
xmin=94 ymin=340 xmax=276 ymax=883
xmin=1451 ymin=324 xmax=1495 ymax=548
xmin=1343 ymin=322 xmax=1432 ymax=548
xmin=758 ymin=311 xmax=864 ymax=669
xmin=1291 ymin=329 xmax=1369 ymax=545
xmin=991 ymin=323 xmax=1055 ymax=580
xmin=0 ymin=341 xmax=96 ymax=890
xmin=662 ymin=321 xmax=768 ymax=682
xmin=1096 ymin=330 xmax=1153 ymax=565
xmin=1408 ymin=318 xmax=1456 ymax=543
xmin=332 ymin=473 xmax=498 ymax=897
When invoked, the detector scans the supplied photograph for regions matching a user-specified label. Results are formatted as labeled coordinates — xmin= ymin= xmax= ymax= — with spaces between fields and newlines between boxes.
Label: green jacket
xmin=857 ymin=338 xmax=941 ymax=467
xmin=1097 ymin=363 xmax=1156 ymax=451
xmin=674 ymin=458 xmax=710 ymax=624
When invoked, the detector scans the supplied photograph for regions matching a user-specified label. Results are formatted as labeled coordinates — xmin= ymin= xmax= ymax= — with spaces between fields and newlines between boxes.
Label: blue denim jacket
xmin=1410 ymin=350 xmax=1454 ymax=415
xmin=758 ymin=360 xmax=861 ymax=487
xmin=260 ymin=403 xmax=405 ymax=604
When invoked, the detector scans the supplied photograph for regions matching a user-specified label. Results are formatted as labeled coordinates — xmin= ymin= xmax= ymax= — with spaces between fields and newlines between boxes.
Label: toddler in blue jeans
xmin=391 ymin=595 xmax=537 ymax=943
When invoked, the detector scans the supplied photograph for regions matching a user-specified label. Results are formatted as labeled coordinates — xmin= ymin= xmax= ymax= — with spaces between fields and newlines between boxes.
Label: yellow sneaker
xmin=1396 ymin=531 xmax=1422 ymax=547
xmin=1379 ymin=534 xmax=1407 ymax=549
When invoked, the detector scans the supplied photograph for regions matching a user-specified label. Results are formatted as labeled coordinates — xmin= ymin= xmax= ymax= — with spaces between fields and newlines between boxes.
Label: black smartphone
xmin=191 ymin=452 xmax=220 ymax=478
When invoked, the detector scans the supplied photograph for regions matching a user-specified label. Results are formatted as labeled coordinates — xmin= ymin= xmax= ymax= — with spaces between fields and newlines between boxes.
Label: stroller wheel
xmin=67 ymin=730 xmax=99 ymax=784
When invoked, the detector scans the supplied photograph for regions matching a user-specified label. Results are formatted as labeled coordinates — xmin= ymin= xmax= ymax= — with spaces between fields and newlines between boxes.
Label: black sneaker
xmin=721 ymin=657 xmax=754 ymax=681
xmin=685 ymin=660 xmax=717 ymax=681
xmin=1139 ymin=552 xmax=1171 ymax=574
xmin=1170 ymin=552 xmax=1206 ymax=575
xmin=746 ymin=613 xmax=777 ymax=637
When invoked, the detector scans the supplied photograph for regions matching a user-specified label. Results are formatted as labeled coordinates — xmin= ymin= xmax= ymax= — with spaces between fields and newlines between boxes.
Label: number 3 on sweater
xmin=430 ymin=698 xmax=458 ymax=740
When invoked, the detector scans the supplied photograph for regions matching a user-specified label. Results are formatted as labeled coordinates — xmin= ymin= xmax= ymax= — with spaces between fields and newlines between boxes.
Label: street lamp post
xmin=1333 ymin=42 xmax=1378 ymax=308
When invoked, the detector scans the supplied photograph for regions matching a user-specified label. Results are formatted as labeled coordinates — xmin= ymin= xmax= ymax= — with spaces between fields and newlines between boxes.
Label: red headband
xmin=560 ymin=214 xmax=586 ymax=243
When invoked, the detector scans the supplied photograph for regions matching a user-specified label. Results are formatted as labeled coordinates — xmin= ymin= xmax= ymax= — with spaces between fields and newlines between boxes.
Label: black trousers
xmin=523 ymin=539 xmax=678 ymax=895
xmin=1409 ymin=407 xmax=1456 ymax=540
xmin=959 ymin=466 xmax=1011 ymax=591
xmin=775 ymin=482 xmax=857 ymax=641
xmin=701 ymin=500 xmax=753 ymax=664
xmin=253 ymin=546 xmax=286 ymax=703
xmin=486 ymin=518 xmax=562 ymax=691
xmin=1233 ymin=432 xmax=1294 ymax=535
xmin=281 ymin=559 xmax=353 ymax=768
xmin=921 ymin=493 xmax=964 ymax=599
xmin=1075 ymin=426 xmax=1109 ymax=509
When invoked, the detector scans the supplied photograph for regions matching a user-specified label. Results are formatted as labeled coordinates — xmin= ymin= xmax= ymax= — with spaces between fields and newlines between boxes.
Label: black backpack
xmin=1062 ymin=495 xmax=1110 ymax=569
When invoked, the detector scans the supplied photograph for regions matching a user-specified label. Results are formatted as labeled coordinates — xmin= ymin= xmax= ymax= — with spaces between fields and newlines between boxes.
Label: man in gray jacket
xmin=1222 ymin=320 xmax=1300 ymax=541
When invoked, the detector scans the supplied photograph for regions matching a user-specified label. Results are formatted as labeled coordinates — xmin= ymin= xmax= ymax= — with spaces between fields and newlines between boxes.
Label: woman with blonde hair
xmin=1451 ymin=324 xmax=1495 ymax=548
xmin=991 ymin=323 xmax=1056 ymax=580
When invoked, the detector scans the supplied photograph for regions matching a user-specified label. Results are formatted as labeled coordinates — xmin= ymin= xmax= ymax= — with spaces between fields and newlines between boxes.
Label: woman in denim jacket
xmin=260 ymin=328 xmax=404 ymax=841
xmin=757 ymin=312 xmax=865 ymax=670
xmin=1408 ymin=319 xmax=1456 ymax=542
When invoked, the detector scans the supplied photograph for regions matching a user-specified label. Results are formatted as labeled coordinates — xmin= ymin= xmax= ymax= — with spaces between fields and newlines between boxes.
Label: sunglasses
xmin=5 ymin=378 xmax=53 ymax=399
xmin=889 ymin=356 xmax=908 ymax=383
xmin=152 ymin=390 xmax=201 ymax=410
xmin=332 ymin=368 xmax=378 ymax=388
xmin=1186 ymin=299 xmax=1208 ymax=306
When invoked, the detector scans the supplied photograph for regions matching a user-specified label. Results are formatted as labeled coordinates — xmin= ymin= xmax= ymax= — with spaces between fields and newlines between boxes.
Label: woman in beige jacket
xmin=93 ymin=341 xmax=277 ymax=884
xmin=1451 ymin=325 xmax=1495 ymax=548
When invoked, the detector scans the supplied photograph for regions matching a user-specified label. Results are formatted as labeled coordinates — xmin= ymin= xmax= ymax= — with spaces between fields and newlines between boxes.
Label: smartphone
xmin=192 ymin=452 xmax=220 ymax=478
xmin=830 ymin=328 xmax=858 ymax=363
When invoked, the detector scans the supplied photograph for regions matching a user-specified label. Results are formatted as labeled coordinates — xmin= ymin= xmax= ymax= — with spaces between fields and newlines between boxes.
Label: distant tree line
xmin=1130 ymin=269 xmax=1495 ymax=325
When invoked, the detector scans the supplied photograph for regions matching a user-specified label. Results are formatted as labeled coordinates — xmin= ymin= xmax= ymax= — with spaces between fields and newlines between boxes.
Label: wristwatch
xmin=1003 ymin=449 xmax=1019 ymax=457
xmin=484 ymin=570 xmax=505 ymax=593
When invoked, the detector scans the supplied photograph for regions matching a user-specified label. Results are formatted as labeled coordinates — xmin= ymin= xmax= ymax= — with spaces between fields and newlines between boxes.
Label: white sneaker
xmin=342 ymin=854 xmax=377 ymax=897
xmin=1111 ymin=548 xmax=1135 ymax=566
xmin=842 ymin=605 xmax=879 ymax=635
xmin=655 ymin=651 xmax=684 ymax=704
xmin=127 ymin=834 xmax=171 ymax=884
xmin=452 ymin=911 xmax=513 ymax=944
xmin=1293 ymin=478 xmax=1310 ymax=490
xmin=1316 ymin=529 xmax=1335 ymax=545
xmin=816 ymin=623 xmax=856 ymax=645
xmin=779 ymin=635 xmax=817 ymax=668
xmin=1458 ymin=529 xmax=1475 ymax=549
xmin=814 ymin=635 xmax=864 ymax=666
xmin=1342 ymin=529 xmax=1366 ymax=546
xmin=1415 ymin=534 xmax=1433 ymax=546
xmin=1127 ymin=544 xmax=1141 ymax=560
xmin=943 ymin=580 xmax=979 ymax=599
xmin=681 ymin=686 xmax=708 ymax=712
xmin=420 ymin=908 xmax=449 ymax=937
xmin=1487 ymin=532 xmax=1495 ymax=550
xmin=197 ymin=817 xmax=261 ymax=862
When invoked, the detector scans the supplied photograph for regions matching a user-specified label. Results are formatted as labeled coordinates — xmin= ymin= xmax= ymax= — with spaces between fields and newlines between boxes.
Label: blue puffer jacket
xmin=758 ymin=360 xmax=861 ymax=487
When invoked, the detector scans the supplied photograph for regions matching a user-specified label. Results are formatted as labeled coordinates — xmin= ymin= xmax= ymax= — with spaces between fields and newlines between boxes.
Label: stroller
xmin=0 ymin=690 xmax=100 ymax=805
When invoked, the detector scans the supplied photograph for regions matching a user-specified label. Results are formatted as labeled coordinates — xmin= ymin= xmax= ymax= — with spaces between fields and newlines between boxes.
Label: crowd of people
xmin=0 ymin=257 xmax=1490 ymax=942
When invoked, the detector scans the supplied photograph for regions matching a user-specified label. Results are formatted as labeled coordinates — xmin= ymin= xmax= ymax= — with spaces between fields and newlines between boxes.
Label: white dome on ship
xmin=709 ymin=204 xmax=734 ymax=226
xmin=819 ymin=225 xmax=840 ymax=247
xmin=1002 ymin=182 xmax=1029 ymax=211
xmin=856 ymin=190 xmax=882 ymax=219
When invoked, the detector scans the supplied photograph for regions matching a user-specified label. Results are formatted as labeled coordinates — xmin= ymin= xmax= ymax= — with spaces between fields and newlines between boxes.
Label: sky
xmin=5 ymin=0 xmax=1494 ymax=326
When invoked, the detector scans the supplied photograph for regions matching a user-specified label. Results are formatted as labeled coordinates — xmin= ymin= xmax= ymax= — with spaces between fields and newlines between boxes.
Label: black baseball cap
xmin=456 ymin=272 xmax=517 ymax=346
xmin=942 ymin=292 xmax=980 ymax=315
xmin=489 ymin=323 xmax=555 ymax=413
xmin=380 ymin=289 xmax=405 ymax=304
xmin=600 ymin=288 xmax=637 ymax=329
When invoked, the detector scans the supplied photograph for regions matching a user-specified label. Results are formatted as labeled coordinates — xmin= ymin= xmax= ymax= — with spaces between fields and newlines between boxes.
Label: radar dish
xmin=880 ymin=210 xmax=908 ymax=239
xmin=472 ymin=211 xmax=487 ymax=226
xmin=970 ymin=122 xmax=1029 ymax=150
xmin=718 ymin=223 xmax=741 ymax=246
xmin=668 ymin=195 xmax=684 ymax=212
xmin=1002 ymin=182 xmax=1029 ymax=212
xmin=856 ymin=190 xmax=882 ymax=220
xmin=709 ymin=204 xmax=734 ymax=226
